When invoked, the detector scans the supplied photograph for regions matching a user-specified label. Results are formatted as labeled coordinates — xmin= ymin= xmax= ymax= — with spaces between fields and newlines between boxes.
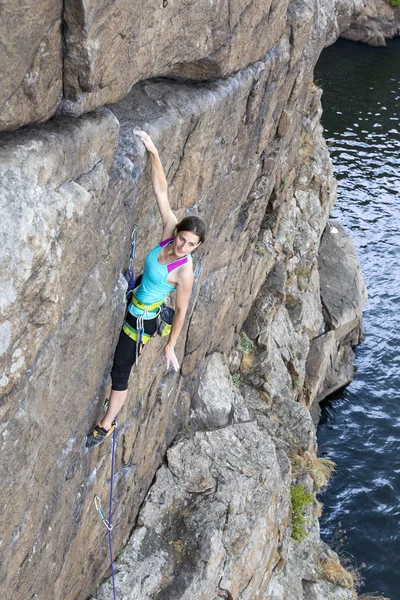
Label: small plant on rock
xmin=237 ymin=330 xmax=255 ymax=374
xmin=232 ymin=373 xmax=242 ymax=388
xmin=387 ymin=0 xmax=400 ymax=7
xmin=169 ymin=539 xmax=186 ymax=565
xmin=321 ymin=541 xmax=366 ymax=593
xmin=290 ymin=484 xmax=314 ymax=542
xmin=318 ymin=556 xmax=354 ymax=589
xmin=291 ymin=377 xmax=302 ymax=390
xmin=241 ymin=352 xmax=255 ymax=372
xmin=290 ymin=451 xmax=335 ymax=490
xmin=239 ymin=331 xmax=254 ymax=354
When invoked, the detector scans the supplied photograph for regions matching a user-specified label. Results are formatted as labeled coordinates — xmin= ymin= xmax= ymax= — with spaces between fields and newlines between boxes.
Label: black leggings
xmin=110 ymin=315 xmax=158 ymax=391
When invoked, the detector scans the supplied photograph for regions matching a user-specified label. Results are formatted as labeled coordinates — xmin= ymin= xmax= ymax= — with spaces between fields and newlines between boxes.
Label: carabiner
xmin=94 ymin=495 xmax=113 ymax=531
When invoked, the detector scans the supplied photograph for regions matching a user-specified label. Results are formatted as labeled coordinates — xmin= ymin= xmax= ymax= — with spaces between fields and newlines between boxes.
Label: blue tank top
xmin=128 ymin=238 xmax=192 ymax=319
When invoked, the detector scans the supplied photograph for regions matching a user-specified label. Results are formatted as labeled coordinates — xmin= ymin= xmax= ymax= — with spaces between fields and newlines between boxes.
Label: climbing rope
xmin=91 ymin=224 xmax=138 ymax=598
xmin=94 ymin=419 xmax=118 ymax=600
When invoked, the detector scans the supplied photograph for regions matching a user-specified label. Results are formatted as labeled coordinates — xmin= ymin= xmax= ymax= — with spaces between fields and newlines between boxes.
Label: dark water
xmin=315 ymin=38 xmax=400 ymax=599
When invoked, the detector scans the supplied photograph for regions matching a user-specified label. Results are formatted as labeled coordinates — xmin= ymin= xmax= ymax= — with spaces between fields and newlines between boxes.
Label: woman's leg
xmin=99 ymin=316 xmax=158 ymax=429
xmin=86 ymin=315 xmax=157 ymax=447
xmin=101 ymin=389 xmax=128 ymax=430
xmin=86 ymin=329 xmax=136 ymax=447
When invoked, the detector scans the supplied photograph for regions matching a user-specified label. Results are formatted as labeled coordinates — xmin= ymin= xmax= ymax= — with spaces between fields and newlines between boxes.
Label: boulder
xmin=296 ymin=220 xmax=367 ymax=418
xmin=242 ymin=384 xmax=316 ymax=455
xmin=189 ymin=352 xmax=249 ymax=429
xmin=299 ymin=331 xmax=355 ymax=423
xmin=318 ymin=220 xmax=367 ymax=341
xmin=341 ymin=0 xmax=400 ymax=46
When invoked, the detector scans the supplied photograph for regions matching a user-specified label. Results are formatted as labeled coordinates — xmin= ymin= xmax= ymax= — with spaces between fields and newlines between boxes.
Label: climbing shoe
xmin=85 ymin=423 xmax=114 ymax=448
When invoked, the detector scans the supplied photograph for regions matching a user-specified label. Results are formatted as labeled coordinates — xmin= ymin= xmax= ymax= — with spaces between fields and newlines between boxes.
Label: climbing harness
xmin=123 ymin=231 xmax=179 ymax=361
xmin=93 ymin=419 xmax=118 ymax=600
xmin=131 ymin=294 xmax=165 ymax=312
xmin=125 ymin=225 xmax=138 ymax=296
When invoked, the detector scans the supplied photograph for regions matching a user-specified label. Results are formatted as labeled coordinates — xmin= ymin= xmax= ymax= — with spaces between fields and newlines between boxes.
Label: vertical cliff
xmin=0 ymin=1 xmax=371 ymax=599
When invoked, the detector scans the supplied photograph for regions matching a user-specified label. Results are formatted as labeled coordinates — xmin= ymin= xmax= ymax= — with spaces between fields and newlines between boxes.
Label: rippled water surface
xmin=315 ymin=38 xmax=400 ymax=599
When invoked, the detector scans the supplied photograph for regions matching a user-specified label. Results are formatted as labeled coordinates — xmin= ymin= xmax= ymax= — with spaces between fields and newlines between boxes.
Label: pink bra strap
xmin=159 ymin=237 xmax=174 ymax=248
xmin=167 ymin=257 xmax=188 ymax=273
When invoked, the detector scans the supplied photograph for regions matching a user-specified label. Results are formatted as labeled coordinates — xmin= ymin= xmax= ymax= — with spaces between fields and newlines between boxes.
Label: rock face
xmin=319 ymin=221 xmax=367 ymax=340
xmin=341 ymin=0 xmax=400 ymax=46
xmin=0 ymin=0 xmax=368 ymax=130
xmin=189 ymin=352 xmax=249 ymax=428
xmin=0 ymin=0 xmax=63 ymax=130
xmin=63 ymin=0 xmax=289 ymax=115
xmin=0 ymin=0 xmax=372 ymax=599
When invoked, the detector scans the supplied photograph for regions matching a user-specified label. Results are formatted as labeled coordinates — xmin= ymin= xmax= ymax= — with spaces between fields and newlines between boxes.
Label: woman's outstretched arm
xmin=164 ymin=268 xmax=194 ymax=371
xmin=133 ymin=129 xmax=177 ymax=238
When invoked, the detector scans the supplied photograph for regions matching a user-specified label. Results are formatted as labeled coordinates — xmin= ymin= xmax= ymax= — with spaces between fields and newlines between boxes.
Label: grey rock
xmin=0 ymin=0 xmax=369 ymax=597
xmin=231 ymin=390 xmax=251 ymax=423
xmin=301 ymin=331 xmax=356 ymax=423
xmin=322 ymin=341 xmax=355 ymax=397
xmin=189 ymin=352 xmax=235 ymax=428
xmin=303 ymin=579 xmax=357 ymax=600
xmin=300 ymin=332 xmax=336 ymax=414
xmin=319 ymin=220 xmax=367 ymax=341
xmin=341 ymin=0 xmax=400 ymax=46
xmin=0 ymin=110 xmax=120 ymax=396
xmin=0 ymin=0 xmax=62 ymax=131
xmin=271 ymin=524 xmax=357 ymax=600
xmin=93 ymin=422 xmax=290 ymax=600
xmin=0 ymin=45 xmax=317 ymax=597
xmin=189 ymin=352 xmax=250 ymax=429
xmin=63 ymin=0 xmax=289 ymax=115
xmin=296 ymin=220 xmax=367 ymax=418
xmin=242 ymin=384 xmax=316 ymax=455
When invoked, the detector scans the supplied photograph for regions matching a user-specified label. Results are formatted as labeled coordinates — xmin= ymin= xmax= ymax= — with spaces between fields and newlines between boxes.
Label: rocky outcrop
xmin=319 ymin=221 xmax=368 ymax=341
xmin=93 ymin=355 xmax=356 ymax=600
xmin=299 ymin=221 xmax=367 ymax=421
xmin=62 ymin=0 xmax=289 ymax=115
xmin=94 ymin=420 xmax=291 ymax=600
xmin=189 ymin=352 xmax=249 ymax=428
xmin=0 ymin=0 xmax=371 ymax=599
xmin=341 ymin=0 xmax=400 ymax=46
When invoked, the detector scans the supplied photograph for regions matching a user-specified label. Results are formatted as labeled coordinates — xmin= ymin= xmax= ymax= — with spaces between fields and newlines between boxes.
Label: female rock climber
xmin=86 ymin=129 xmax=205 ymax=448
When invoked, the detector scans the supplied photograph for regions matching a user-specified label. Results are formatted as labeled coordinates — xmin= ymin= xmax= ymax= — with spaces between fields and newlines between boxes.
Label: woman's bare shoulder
xmin=170 ymin=260 xmax=194 ymax=288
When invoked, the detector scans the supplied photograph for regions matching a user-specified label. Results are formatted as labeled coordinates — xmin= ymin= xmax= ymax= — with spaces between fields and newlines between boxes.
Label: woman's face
xmin=174 ymin=230 xmax=201 ymax=256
